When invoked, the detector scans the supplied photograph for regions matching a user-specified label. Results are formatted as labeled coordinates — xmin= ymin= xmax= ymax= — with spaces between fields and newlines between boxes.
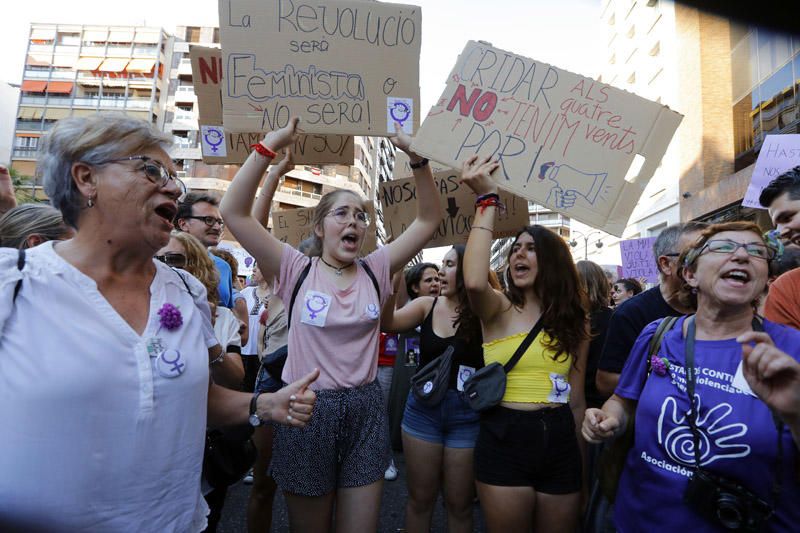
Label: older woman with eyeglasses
xmin=583 ymin=221 xmax=800 ymax=532
xmin=0 ymin=115 xmax=318 ymax=532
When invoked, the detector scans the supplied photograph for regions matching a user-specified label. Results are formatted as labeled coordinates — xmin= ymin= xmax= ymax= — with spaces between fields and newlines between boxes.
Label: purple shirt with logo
xmin=614 ymin=316 xmax=800 ymax=532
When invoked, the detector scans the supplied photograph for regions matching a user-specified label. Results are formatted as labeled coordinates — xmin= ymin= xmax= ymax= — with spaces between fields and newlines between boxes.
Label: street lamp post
xmin=570 ymin=230 xmax=605 ymax=260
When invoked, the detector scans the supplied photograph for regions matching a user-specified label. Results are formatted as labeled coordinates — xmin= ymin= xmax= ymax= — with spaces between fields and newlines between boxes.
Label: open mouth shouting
xmin=720 ymin=268 xmax=751 ymax=288
xmin=154 ymin=201 xmax=177 ymax=229
xmin=341 ymin=231 xmax=360 ymax=253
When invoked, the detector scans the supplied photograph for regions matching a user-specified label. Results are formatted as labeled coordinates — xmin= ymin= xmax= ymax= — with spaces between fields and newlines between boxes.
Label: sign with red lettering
xmin=410 ymin=41 xmax=683 ymax=236
xmin=189 ymin=45 xmax=354 ymax=165
xmin=742 ymin=134 xmax=800 ymax=209
xmin=218 ymin=0 xmax=421 ymax=135
xmin=380 ymin=170 xmax=528 ymax=248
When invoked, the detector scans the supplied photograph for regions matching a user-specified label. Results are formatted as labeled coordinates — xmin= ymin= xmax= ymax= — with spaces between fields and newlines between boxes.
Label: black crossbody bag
xmin=463 ymin=315 xmax=545 ymax=412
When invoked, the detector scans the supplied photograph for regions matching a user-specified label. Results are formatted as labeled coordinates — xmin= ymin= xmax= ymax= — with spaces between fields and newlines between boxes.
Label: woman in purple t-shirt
xmin=583 ymin=221 xmax=800 ymax=532
xmin=221 ymin=119 xmax=440 ymax=533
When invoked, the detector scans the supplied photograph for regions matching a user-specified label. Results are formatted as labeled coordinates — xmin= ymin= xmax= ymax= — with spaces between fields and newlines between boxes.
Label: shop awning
xmin=21 ymin=80 xmax=48 ymax=93
xmin=44 ymin=108 xmax=72 ymax=120
xmin=83 ymin=30 xmax=108 ymax=42
xmin=108 ymin=30 xmax=134 ymax=42
xmin=75 ymin=57 xmax=103 ymax=71
xmin=30 ymin=28 xmax=56 ymax=40
xmin=133 ymin=31 xmax=160 ymax=44
xmin=26 ymin=54 xmax=51 ymax=67
xmin=46 ymin=81 xmax=74 ymax=94
xmin=126 ymin=59 xmax=156 ymax=73
xmin=16 ymin=133 xmax=42 ymax=138
xmin=98 ymin=58 xmax=129 ymax=72
xmin=52 ymin=55 xmax=77 ymax=68
xmin=18 ymin=107 xmax=44 ymax=120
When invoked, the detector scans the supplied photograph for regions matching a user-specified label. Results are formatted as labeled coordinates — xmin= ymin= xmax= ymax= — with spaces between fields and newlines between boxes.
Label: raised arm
xmin=219 ymin=119 xmax=299 ymax=281
xmin=0 ymin=165 xmax=16 ymax=216
xmin=251 ymin=149 xmax=294 ymax=228
xmin=384 ymin=124 xmax=441 ymax=273
xmin=460 ymin=155 xmax=507 ymax=322
xmin=381 ymin=294 xmax=433 ymax=333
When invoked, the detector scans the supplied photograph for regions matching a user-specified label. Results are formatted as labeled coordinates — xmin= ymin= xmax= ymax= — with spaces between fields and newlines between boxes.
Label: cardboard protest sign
xmin=410 ymin=41 xmax=683 ymax=236
xmin=216 ymin=242 xmax=256 ymax=276
xmin=380 ymin=170 xmax=528 ymax=247
xmin=619 ymin=236 xmax=658 ymax=284
xmin=272 ymin=202 xmax=377 ymax=253
xmin=392 ymin=151 xmax=450 ymax=179
xmin=217 ymin=0 xmax=421 ymax=135
xmin=189 ymin=45 xmax=354 ymax=165
xmin=742 ymin=134 xmax=800 ymax=208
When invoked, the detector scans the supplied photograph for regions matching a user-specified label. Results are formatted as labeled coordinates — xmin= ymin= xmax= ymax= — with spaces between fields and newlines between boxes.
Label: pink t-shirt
xmin=275 ymin=243 xmax=391 ymax=390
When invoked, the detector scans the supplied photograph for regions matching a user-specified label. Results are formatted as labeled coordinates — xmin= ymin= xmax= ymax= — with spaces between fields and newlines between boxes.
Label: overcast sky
xmin=2 ymin=0 xmax=601 ymax=263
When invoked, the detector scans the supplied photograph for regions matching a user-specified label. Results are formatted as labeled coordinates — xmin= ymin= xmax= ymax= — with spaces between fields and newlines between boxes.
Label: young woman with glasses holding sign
xmin=220 ymin=119 xmax=440 ymax=532
xmin=583 ymin=221 xmax=800 ymax=532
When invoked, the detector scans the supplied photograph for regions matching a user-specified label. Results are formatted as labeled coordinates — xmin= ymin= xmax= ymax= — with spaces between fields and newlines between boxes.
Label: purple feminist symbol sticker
xmin=306 ymin=295 xmax=328 ymax=320
xmin=390 ymin=101 xmax=411 ymax=126
xmin=203 ymin=127 xmax=224 ymax=153
xmin=157 ymin=349 xmax=185 ymax=378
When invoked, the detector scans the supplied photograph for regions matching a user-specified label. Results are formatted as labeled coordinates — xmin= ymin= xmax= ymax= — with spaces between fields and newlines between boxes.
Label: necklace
xmin=320 ymin=256 xmax=354 ymax=276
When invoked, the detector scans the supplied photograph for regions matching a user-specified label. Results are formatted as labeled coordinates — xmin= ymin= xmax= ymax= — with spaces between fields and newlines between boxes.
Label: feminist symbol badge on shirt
xmin=156 ymin=349 xmax=186 ymax=379
xmin=365 ymin=303 xmax=380 ymax=320
xmin=300 ymin=290 xmax=332 ymax=327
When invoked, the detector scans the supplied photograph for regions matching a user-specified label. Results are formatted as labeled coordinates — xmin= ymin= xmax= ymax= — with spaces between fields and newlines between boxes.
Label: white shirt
xmin=0 ymin=242 xmax=217 ymax=532
xmin=214 ymin=306 xmax=242 ymax=351
xmin=239 ymin=285 xmax=265 ymax=355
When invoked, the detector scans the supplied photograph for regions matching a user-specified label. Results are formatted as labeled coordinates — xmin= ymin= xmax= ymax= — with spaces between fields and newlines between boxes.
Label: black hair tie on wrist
xmin=409 ymin=158 xmax=429 ymax=170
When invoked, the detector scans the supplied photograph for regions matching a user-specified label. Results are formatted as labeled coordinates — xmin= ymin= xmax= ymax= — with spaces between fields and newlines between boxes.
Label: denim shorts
xmin=401 ymin=389 xmax=480 ymax=448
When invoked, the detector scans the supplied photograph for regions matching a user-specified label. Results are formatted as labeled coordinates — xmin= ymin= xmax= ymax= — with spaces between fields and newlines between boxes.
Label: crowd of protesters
xmin=0 ymin=113 xmax=799 ymax=533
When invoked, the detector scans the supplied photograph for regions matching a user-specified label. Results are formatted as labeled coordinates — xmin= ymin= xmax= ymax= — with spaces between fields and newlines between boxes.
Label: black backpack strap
xmin=12 ymin=249 xmax=26 ymax=303
xmin=358 ymin=259 xmax=381 ymax=300
xmin=503 ymin=314 xmax=546 ymax=374
xmin=169 ymin=266 xmax=195 ymax=298
xmin=287 ymin=259 xmax=313 ymax=329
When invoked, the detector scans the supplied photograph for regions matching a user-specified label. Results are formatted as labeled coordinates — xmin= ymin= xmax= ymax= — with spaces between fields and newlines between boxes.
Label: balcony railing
xmin=133 ymin=46 xmax=158 ymax=57
xmin=13 ymin=148 xmax=39 ymax=159
xmin=15 ymin=120 xmax=51 ymax=131
xmin=24 ymin=69 xmax=51 ymax=79
xmin=20 ymin=95 xmax=48 ymax=105
xmin=279 ymin=186 xmax=321 ymax=200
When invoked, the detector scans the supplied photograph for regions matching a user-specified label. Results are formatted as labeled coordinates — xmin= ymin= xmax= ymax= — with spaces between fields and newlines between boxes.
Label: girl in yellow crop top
xmin=461 ymin=156 xmax=590 ymax=533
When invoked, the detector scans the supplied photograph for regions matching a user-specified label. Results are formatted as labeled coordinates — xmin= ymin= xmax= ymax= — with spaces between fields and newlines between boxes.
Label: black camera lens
xmin=716 ymin=493 xmax=745 ymax=530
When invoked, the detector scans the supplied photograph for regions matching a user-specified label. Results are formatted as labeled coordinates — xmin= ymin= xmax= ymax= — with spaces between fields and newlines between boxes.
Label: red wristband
xmin=250 ymin=143 xmax=278 ymax=159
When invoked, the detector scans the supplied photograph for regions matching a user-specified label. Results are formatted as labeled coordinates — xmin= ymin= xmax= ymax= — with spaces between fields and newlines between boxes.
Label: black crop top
xmin=418 ymin=297 xmax=484 ymax=390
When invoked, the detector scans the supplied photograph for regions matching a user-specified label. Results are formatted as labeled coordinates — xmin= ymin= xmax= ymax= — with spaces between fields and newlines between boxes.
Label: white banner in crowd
xmin=742 ymin=134 xmax=800 ymax=209
xmin=410 ymin=40 xmax=683 ymax=236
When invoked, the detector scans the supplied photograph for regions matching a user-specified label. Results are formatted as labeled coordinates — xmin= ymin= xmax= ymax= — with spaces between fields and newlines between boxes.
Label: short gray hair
xmin=0 ymin=203 xmax=71 ymax=248
xmin=652 ymin=221 xmax=708 ymax=258
xmin=38 ymin=114 xmax=172 ymax=227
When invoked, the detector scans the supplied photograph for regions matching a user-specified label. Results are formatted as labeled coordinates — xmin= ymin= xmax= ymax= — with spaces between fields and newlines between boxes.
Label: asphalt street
xmin=218 ymin=453 xmax=486 ymax=532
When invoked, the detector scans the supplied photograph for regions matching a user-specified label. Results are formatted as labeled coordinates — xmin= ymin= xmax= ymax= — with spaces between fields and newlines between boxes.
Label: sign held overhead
xmin=410 ymin=41 xmax=683 ymax=236
xmin=189 ymin=45 xmax=354 ymax=165
xmin=218 ymin=0 xmax=422 ymax=136
xmin=742 ymin=134 xmax=800 ymax=209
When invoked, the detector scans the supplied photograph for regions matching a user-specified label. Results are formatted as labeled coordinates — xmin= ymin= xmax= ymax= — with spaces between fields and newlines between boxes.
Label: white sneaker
xmin=243 ymin=468 xmax=254 ymax=484
xmin=384 ymin=462 xmax=398 ymax=481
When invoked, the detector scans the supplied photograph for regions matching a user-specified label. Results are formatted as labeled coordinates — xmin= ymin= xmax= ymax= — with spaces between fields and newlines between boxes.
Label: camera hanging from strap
xmin=683 ymin=315 xmax=784 ymax=530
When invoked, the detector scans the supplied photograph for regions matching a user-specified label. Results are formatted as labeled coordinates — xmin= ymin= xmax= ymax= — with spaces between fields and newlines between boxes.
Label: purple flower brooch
xmin=650 ymin=355 xmax=670 ymax=376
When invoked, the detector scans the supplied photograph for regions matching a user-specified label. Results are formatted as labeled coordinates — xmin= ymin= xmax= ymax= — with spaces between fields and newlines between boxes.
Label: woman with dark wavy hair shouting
xmin=461 ymin=156 xmax=589 ymax=532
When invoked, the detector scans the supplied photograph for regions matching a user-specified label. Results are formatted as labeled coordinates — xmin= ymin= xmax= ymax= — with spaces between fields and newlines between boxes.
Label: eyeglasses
xmin=154 ymin=252 xmax=187 ymax=268
xmin=326 ymin=207 xmax=370 ymax=227
xmin=102 ymin=155 xmax=186 ymax=195
xmin=662 ymin=253 xmax=680 ymax=258
xmin=700 ymin=239 xmax=774 ymax=260
xmin=183 ymin=215 xmax=224 ymax=228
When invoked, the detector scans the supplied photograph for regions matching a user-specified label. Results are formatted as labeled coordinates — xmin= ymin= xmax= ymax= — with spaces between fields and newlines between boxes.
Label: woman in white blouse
xmin=0 ymin=115 xmax=318 ymax=532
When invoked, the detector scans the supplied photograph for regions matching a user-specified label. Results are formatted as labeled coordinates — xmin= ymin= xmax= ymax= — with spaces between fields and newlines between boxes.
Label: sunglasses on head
xmin=155 ymin=252 xmax=187 ymax=268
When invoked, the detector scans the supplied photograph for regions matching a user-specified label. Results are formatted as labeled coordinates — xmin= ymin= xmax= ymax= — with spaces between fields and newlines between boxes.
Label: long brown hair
xmin=171 ymin=231 xmax=220 ymax=305
xmin=577 ymin=260 xmax=611 ymax=312
xmin=505 ymin=225 xmax=588 ymax=360
xmin=450 ymin=244 xmax=482 ymax=343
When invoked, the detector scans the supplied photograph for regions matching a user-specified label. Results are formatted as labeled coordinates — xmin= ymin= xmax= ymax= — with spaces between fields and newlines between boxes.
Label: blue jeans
xmin=401 ymin=389 xmax=480 ymax=448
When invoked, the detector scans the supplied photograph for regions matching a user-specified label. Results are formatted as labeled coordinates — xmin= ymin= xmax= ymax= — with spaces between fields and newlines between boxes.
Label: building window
xmin=58 ymin=32 xmax=80 ymax=46
xmin=186 ymin=26 xmax=201 ymax=43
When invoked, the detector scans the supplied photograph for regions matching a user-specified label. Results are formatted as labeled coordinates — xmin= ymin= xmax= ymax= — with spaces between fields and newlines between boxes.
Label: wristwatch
xmin=409 ymin=157 xmax=429 ymax=170
xmin=249 ymin=392 xmax=265 ymax=427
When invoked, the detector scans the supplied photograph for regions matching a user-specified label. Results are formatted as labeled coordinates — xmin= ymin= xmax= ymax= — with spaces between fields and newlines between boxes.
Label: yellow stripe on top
xmin=483 ymin=331 xmax=573 ymax=404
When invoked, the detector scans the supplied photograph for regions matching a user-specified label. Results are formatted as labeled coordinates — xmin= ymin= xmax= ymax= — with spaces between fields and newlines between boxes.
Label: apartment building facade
xmin=11 ymin=22 xmax=172 ymax=193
